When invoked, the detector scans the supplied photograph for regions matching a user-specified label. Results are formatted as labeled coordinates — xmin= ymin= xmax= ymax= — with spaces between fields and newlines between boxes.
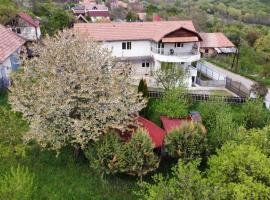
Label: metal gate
xmin=226 ymin=77 xmax=250 ymax=97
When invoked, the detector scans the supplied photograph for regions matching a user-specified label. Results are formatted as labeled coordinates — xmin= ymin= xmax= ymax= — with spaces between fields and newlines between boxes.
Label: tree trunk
xmin=74 ymin=145 xmax=81 ymax=160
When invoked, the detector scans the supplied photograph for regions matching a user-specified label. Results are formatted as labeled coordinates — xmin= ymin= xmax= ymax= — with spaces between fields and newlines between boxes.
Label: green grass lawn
xmin=0 ymin=91 xmax=138 ymax=200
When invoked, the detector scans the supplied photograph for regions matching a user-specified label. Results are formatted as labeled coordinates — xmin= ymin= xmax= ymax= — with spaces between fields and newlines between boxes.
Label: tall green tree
xmin=207 ymin=143 xmax=270 ymax=199
xmin=155 ymin=88 xmax=189 ymax=118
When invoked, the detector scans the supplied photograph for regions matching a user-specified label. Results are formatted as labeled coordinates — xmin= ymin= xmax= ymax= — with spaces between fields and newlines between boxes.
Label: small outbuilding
xmin=10 ymin=12 xmax=41 ymax=41
xmin=200 ymin=32 xmax=236 ymax=57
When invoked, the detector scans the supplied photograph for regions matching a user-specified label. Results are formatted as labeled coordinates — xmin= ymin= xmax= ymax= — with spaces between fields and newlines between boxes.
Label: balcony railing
xmin=151 ymin=47 xmax=200 ymax=57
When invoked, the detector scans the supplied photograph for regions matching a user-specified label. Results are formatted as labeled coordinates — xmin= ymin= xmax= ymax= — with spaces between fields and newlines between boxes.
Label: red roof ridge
xmin=136 ymin=116 xmax=165 ymax=148
xmin=18 ymin=12 xmax=40 ymax=28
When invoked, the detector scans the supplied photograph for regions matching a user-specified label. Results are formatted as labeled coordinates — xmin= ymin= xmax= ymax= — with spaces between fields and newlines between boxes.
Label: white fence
xmin=196 ymin=62 xmax=226 ymax=81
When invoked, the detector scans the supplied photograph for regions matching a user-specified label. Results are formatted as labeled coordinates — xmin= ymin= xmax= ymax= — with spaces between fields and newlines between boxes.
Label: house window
xmin=16 ymin=28 xmax=21 ymax=34
xmin=122 ymin=42 xmax=132 ymax=50
xmin=175 ymin=43 xmax=184 ymax=48
xmin=142 ymin=61 xmax=150 ymax=67
xmin=205 ymin=49 xmax=209 ymax=53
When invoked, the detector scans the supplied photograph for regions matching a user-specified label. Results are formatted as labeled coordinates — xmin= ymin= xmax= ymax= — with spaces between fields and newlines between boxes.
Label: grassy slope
xmin=0 ymin=91 xmax=137 ymax=200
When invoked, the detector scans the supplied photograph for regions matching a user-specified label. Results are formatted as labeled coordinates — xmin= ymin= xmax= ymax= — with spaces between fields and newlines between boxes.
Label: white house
xmin=74 ymin=21 xmax=202 ymax=87
xmin=0 ymin=25 xmax=25 ymax=88
xmin=11 ymin=12 xmax=41 ymax=41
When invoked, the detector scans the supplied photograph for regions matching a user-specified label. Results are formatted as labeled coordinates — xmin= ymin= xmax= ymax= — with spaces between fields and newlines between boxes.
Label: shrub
xmin=122 ymin=128 xmax=159 ymax=178
xmin=232 ymin=126 xmax=270 ymax=156
xmin=207 ymin=143 xmax=270 ymax=199
xmin=164 ymin=122 xmax=208 ymax=162
xmin=137 ymin=160 xmax=211 ymax=200
xmin=0 ymin=166 xmax=36 ymax=200
xmin=138 ymin=79 xmax=149 ymax=98
xmin=84 ymin=131 xmax=126 ymax=177
xmin=84 ymin=129 xmax=159 ymax=178
xmin=198 ymin=101 xmax=236 ymax=150
xmin=240 ymin=98 xmax=269 ymax=129
xmin=138 ymin=79 xmax=149 ymax=116
xmin=155 ymin=88 xmax=189 ymax=118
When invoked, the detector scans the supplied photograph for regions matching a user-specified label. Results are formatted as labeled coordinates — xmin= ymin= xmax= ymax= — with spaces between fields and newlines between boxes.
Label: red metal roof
xmin=0 ymin=25 xmax=25 ymax=63
xmin=74 ymin=21 xmax=197 ymax=42
xmin=137 ymin=116 xmax=166 ymax=148
xmin=160 ymin=116 xmax=192 ymax=133
xmin=200 ymin=32 xmax=235 ymax=48
xmin=18 ymin=12 xmax=40 ymax=28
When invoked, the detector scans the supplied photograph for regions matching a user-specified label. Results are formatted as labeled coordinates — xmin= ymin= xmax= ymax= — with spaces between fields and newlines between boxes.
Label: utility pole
xmin=231 ymin=37 xmax=241 ymax=72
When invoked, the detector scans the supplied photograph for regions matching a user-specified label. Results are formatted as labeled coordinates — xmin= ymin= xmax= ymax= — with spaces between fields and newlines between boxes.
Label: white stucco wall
xmin=102 ymin=40 xmax=152 ymax=57
xmin=18 ymin=26 xmax=41 ymax=41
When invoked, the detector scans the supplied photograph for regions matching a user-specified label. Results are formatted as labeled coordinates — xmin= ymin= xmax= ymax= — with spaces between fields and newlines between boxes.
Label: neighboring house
xmin=10 ymin=12 xmax=41 ymax=41
xmin=0 ymin=25 xmax=25 ymax=88
xmin=200 ymin=33 xmax=236 ymax=57
xmin=110 ymin=0 xmax=128 ymax=9
xmin=74 ymin=21 xmax=202 ymax=87
xmin=72 ymin=2 xmax=110 ymax=22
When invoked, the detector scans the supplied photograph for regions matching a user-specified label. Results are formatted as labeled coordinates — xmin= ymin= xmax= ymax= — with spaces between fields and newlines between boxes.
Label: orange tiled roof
xmin=0 ymin=25 xmax=25 ymax=63
xmin=74 ymin=21 xmax=197 ymax=42
xmin=200 ymin=32 xmax=235 ymax=48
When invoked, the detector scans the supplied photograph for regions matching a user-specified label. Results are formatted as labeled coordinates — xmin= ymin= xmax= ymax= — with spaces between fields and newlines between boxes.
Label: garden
xmin=1 ymin=32 xmax=270 ymax=200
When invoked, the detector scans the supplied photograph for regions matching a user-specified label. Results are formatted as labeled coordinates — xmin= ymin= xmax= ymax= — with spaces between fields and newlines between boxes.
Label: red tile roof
xmin=18 ymin=12 xmax=40 ymax=28
xmin=160 ymin=116 xmax=192 ymax=133
xmin=200 ymin=32 xmax=235 ymax=48
xmin=74 ymin=21 xmax=197 ymax=42
xmin=87 ymin=10 xmax=109 ymax=17
xmin=137 ymin=116 xmax=166 ymax=148
xmin=0 ymin=25 xmax=25 ymax=63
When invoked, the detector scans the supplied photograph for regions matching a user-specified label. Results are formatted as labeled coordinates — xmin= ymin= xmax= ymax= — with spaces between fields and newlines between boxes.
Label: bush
xmin=138 ymin=79 xmax=148 ymax=98
xmin=164 ymin=122 xmax=208 ymax=162
xmin=232 ymin=126 xmax=270 ymax=156
xmin=240 ymin=98 xmax=269 ymax=129
xmin=155 ymin=88 xmax=189 ymax=118
xmin=84 ymin=131 xmax=125 ymax=177
xmin=138 ymin=159 xmax=211 ymax=200
xmin=84 ymin=129 xmax=159 ymax=178
xmin=0 ymin=166 xmax=36 ymax=200
xmin=198 ymin=101 xmax=236 ymax=150
xmin=122 ymin=128 xmax=159 ymax=178
xmin=207 ymin=143 xmax=270 ymax=199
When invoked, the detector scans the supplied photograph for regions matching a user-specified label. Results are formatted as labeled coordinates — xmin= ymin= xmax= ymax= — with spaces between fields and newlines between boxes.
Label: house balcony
xmin=151 ymin=48 xmax=201 ymax=63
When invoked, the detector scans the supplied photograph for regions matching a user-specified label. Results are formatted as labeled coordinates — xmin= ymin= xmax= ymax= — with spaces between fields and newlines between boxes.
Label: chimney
xmin=152 ymin=13 xmax=161 ymax=22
